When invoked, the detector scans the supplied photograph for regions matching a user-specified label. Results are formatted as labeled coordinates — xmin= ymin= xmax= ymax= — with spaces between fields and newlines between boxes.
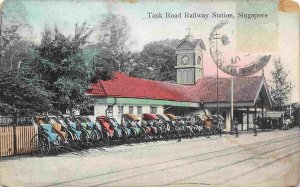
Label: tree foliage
xmin=30 ymin=24 xmax=94 ymax=113
xmin=0 ymin=67 xmax=52 ymax=116
xmin=270 ymin=58 xmax=290 ymax=111
xmin=0 ymin=2 xmax=45 ymax=116
xmin=93 ymin=12 xmax=131 ymax=80
xmin=129 ymin=39 xmax=179 ymax=82
xmin=0 ymin=0 xmax=33 ymax=71
xmin=0 ymin=24 xmax=33 ymax=71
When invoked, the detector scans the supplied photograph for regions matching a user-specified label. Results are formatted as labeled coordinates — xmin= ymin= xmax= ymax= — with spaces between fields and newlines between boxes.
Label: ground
xmin=0 ymin=129 xmax=299 ymax=187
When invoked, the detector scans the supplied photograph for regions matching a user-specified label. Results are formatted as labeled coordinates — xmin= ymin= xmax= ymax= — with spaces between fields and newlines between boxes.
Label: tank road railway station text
xmin=147 ymin=12 xmax=269 ymax=19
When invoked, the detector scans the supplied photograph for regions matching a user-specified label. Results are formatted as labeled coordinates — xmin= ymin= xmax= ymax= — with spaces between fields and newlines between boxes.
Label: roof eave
xmin=254 ymin=77 xmax=273 ymax=108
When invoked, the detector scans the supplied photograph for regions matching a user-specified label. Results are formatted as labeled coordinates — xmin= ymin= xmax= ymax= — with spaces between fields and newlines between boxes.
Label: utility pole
xmin=213 ymin=30 xmax=220 ymax=120
xmin=230 ymin=60 xmax=234 ymax=133
xmin=289 ymin=82 xmax=292 ymax=118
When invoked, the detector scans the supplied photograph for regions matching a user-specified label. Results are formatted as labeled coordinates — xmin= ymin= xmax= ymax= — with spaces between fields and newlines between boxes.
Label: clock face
xmin=209 ymin=20 xmax=271 ymax=76
xmin=197 ymin=56 xmax=201 ymax=65
xmin=181 ymin=55 xmax=189 ymax=65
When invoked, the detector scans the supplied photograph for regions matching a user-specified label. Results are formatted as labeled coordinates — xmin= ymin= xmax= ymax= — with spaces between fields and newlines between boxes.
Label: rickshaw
xmin=180 ymin=117 xmax=195 ymax=138
xmin=109 ymin=117 xmax=133 ymax=141
xmin=57 ymin=115 xmax=81 ymax=144
xmin=188 ymin=114 xmax=205 ymax=136
xmin=156 ymin=114 xmax=173 ymax=140
xmin=121 ymin=113 xmax=148 ymax=141
xmin=30 ymin=116 xmax=72 ymax=157
xmin=96 ymin=115 xmax=126 ymax=144
xmin=203 ymin=114 xmax=213 ymax=138
xmin=210 ymin=114 xmax=224 ymax=135
xmin=60 ymin=115 xmax=95 ymax=148
xmin=74 ymin=116 xmax=100 ymax=145
xmin=210 ymin=114 xmax=224 ymax=136
xmin=80 ymin=115 xmax=113 ymax=146
xmin=47 ymin=115 xmax=81 ymax=149
xmin=165 ymin=113 xmax=181 ymax=138
xmin=142 ymin=113 xmax=161 ymax=139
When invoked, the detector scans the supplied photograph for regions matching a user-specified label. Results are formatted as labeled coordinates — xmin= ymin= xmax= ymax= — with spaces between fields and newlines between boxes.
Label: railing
xmin=0 ymin=116 xmax=36 ymax=157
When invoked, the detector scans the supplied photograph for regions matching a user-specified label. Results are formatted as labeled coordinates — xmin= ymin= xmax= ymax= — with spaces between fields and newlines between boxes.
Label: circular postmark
xmin=209 ymin=20 xmax=271 ymax=76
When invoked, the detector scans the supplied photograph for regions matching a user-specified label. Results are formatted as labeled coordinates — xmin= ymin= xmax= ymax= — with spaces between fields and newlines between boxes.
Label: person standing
xmin=253 ymin=118 xmax=258 ymax=136
xmin=176 ymin=119 xmax=182 ymax=142
xmin=218 ymin=116 xmax=223 ymax=137
xmin=204 ymin=115 xmax=211 ymax=138
xmin=234 ymin=117 xmax=239 ymax=138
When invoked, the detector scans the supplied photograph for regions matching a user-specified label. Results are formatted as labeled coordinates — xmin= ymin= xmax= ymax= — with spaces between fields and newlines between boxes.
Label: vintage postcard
xmin=0 ymin=0 xmax=299 ymax=186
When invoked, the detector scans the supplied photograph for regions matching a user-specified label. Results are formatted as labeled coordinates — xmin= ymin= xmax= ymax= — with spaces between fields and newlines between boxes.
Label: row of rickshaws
xmin=30 ymin=113 xmax=224 ymax=157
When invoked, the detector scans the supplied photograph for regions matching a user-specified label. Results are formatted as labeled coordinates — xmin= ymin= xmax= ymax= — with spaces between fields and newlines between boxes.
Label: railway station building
xmin=87 ymin=34 xmax=272 ymax=132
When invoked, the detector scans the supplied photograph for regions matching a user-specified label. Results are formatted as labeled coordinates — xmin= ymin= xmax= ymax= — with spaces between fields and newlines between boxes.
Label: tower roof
xmin=174 ymin=37 xmax=206 ymax=50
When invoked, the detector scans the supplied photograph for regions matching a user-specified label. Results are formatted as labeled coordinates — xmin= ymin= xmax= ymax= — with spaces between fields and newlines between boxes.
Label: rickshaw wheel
xmin=139 ymin=128 xmax=148 ymax=142
xmin=130 ymin=128 xmax=138 ymax=142
xmin=30 ymin=133 xmax=50 ymax=157
xmin=67 ymin=131 xmax=80 ymax=150
xmin=102 ymin=131 xmax=110 ymax=146
xmin=79 ymin=131 xmax=89 ymax=147
xmin=121 ymin=130 xmax=127 ymax=143
xmin=90 ymin=130 xmax=98 ymax=144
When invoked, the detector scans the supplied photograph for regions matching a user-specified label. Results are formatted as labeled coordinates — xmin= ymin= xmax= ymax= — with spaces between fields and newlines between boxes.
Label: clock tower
xmin=175 ymin=32 xmax=206 ymax=85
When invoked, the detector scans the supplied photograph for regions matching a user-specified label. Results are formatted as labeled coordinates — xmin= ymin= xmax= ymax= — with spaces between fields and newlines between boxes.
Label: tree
xmin=0 ymin=1 xmax=32 ymax=71
xmin=270 ymin=58 xmax=290 ymax=111
xmin=94 ymin=12 xmax=131 ymax=79
xmin=0 ymin=21 xmax=33 ymax=71
xmin=31 ymin=24 xmax=94 ymax=113
xmin=129 ymin=39 xmax=179 ymax=82
xmin=0 ymin=1 xmax=47 ymax=116
xmin=0 ymin=67 xmax=53 ymax=116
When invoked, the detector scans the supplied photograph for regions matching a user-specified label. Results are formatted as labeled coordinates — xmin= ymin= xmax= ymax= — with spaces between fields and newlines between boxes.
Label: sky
xmin=3 ymin=0 xmax=299 ymax=102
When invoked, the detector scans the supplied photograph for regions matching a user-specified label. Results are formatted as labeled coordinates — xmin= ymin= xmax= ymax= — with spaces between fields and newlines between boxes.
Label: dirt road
xmin=1 ymin=129 xmax=299 ymax=187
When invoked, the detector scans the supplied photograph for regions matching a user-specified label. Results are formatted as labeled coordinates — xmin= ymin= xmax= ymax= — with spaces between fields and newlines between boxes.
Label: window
xmin=150 ymin=107 xmax=157 ymax=114
xmin=106 ymin=105 xmax=113 ymax=117
xmin=129 ymin=106 xmax=134 ymax=114
xmin=118 ymin=106 xmax=123 ymax=118
xmin=137 ymin=106 xmax=142 ymax=117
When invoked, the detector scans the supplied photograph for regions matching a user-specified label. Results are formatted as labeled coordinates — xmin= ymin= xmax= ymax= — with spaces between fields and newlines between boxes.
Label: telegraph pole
xmin=213 ymin=31 xmax=220 ymax=119
xmin=230 ymin=60 xmax=234 ymax=132
xmin=289 ymin=82 xmax=292 ymax=118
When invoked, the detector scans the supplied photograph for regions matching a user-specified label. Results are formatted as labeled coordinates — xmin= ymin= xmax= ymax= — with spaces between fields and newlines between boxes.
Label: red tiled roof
xmin=187 ymin=76 xmax=263 ymax=103
xmin=87 ymin=72 xmax=189 ymax=101
xmin=87 ymin=72 xmax=264 ymax=103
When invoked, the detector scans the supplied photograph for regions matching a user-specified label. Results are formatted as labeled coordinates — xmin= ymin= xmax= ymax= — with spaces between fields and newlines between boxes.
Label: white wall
xmin=157 ymin=106 xmax=164 ymax=115
xmin=94 ymin=104 xmax=234 ymax=131
xmin=142 ymin=106 xmax=150 ymax=114
xmin=93 ymin=104 xmax=165 ymax=124
xmin=94 ymin=105 xmax=107 ymax=117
